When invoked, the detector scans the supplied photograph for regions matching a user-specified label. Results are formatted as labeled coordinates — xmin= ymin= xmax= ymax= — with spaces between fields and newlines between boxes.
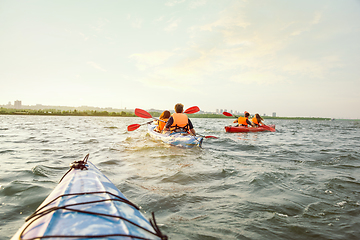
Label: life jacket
xmin=170 ymin=113 xmax=189 ymax=132
xmin=237 ymin=116 xmax=249 ymax=126
xmin=252 ymin=117 xmax=259 ymax=125
xmin=157 ymin=118 xmax=168 ymax=131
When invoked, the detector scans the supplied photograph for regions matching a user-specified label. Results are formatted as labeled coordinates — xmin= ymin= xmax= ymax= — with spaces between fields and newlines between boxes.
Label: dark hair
xmin=245 ymin=112 xmax=250 ymax=117
xmin=255 ymin=113 xmax=263 ymax=121
xmin=174 ymin=103 xmax=184 ymax=113
xmin=160 ymin=110 xmax=171 ymax=119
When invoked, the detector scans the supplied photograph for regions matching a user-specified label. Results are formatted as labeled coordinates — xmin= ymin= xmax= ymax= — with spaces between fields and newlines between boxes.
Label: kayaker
xmin=252 ymin=113 xmax=264 ymax=127
xmin=164 ymin=103 xmax=196 ymax=135
xmin=155 ymin=110 xmax=171 ymax=132
xmin=233 ymin=111 xmax=255 ymax=127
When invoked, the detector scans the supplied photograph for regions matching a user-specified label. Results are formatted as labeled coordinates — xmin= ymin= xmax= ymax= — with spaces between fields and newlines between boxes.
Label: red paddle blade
xmin=184 ymin=106 xmax=200 ymax=114
xmin=197 ymin=134 xmax=218 ymax=139
xmin=127 ymin=124 xmax=141 ymax=131
xmin=205 ymin=136 xmax=218 ymax=139
xmin=263 ymin=125 xmax=276 ymax=132
xmin=135 ymin=108 xmax=152 ymax=118
xmin=222 ymin=112 xmax=233 ymax=117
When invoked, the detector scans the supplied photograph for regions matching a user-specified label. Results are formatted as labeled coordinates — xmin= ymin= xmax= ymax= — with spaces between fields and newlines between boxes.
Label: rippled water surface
xmin=1 ymin=115 xmax=359 ymax=239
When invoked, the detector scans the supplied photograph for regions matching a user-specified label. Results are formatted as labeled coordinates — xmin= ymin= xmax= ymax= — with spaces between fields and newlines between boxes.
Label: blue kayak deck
xmin=11 ymin=156 xmax=165 ymax=240
xmin=147 ymin=124 xmax=203 ymax=148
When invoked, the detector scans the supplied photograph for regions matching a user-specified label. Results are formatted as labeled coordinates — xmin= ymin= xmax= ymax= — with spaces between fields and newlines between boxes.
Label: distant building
xmin=14 ymin=100 xmax=22 ymax=109
xmin=216 ymin=109 xmax=219 ymax=114
xmin=272 ymin=112 xmax=276 ymax=117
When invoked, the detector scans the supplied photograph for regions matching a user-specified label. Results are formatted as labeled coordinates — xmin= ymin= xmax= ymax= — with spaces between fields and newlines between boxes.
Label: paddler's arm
xmin=163 ymin=116 xmax=173 ymax=132
xmin=188 ymin=119 xmax=196 ymax=135
xmin=247 ymin=119 xmax=255 ymax=127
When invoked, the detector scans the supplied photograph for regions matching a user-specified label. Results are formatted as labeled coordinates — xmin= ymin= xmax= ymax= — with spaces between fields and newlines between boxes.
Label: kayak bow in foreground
xmin=11 ymin=154 xmax=167 ymax=240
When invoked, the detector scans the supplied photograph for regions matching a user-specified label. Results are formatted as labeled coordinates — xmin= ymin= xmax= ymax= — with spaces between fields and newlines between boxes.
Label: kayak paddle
xmin=222 ymin=111 xmax=238 ymax=118
xmin=131 ymin=106 xmax=200 ymax=131
xmin=134 ymin=108 xmax=165 ymax=122
xmin=196 ymin=134 xmax=218 ymax=139
xmin=135 ymin=106 xmax=199 ymax=119
xmin=261 ymin=125 xmax=276 ymax=132
xmin=184 ymin=106 xmax=200 ymax=114
xmin=134 ymin=108 xmax=153 ymax=119
xmin=128 ymin=109 xmax=165 ymax=131
xmin=127 ymin=121 xmax=153 ymax=131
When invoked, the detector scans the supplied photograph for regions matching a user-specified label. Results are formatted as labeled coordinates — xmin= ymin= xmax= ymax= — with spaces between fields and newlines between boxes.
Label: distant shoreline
xmin=0 ymin=107 xmax=352 ymax=120
xmin=0 ymin=108 xmax=135 ymax=117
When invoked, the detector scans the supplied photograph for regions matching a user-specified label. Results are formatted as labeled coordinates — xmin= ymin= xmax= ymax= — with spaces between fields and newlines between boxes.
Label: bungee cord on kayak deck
xmin=20 ymin=205 xmax=167 ymax=240
xmin=18 ymin=155 xmax=168 ymax=240
xmin=25 ymin=191 xmax=140 ymax=220
xmin=20 ymin=234 xmax=163 ymax=240
xmin=58 ymin=154 xmax=90 ymax=183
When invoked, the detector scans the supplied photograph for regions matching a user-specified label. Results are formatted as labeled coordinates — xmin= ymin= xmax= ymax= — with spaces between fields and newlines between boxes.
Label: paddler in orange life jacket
xmin=155 ymin=110 xmax=170 ymax=132
xmin=233 ymin=111 xmax=255 ymax=127
xmin=252 ymin=113 xmax=264 ymax=127
xmin=164 ymin=103 xmax=196 ymax=135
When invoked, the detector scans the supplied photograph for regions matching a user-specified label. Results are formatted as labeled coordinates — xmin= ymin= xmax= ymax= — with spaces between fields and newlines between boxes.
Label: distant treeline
xmin=1 ymin=108 xmax=332 ymax=120
xmin=0 ymin=108 xmax=135 ymax=117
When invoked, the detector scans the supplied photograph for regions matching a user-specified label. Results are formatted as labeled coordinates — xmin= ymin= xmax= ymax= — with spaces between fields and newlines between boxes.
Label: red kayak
xmin=225 ymin=124 xmax=276 ymax=133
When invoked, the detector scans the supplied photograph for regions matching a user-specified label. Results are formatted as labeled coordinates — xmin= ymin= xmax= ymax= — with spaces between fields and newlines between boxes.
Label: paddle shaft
xmin=197 ymin=134 xmax=218 ymax=139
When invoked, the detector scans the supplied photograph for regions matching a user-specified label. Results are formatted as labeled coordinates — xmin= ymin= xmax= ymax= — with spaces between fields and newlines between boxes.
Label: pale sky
xmin=1 ymin=0 xmax=359 ymax=119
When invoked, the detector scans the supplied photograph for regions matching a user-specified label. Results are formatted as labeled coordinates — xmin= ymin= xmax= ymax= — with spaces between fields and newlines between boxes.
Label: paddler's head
xmin=175 ymin=103 xmax=184 ymax=113
xmin=160 ymin=110 xmax=171 ymax=119
xmin=255 ymin=113 xmax=263 ymax=121
xmin=244 ymin=111 xmax=250 ymax=118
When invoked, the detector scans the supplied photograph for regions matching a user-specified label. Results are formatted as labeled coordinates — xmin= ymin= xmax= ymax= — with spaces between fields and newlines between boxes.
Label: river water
xmin=0 ymin=115 xmax=359 ymax=239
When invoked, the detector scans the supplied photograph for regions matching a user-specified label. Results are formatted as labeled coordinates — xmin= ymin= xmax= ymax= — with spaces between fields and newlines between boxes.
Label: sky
xmin=1 ymin=0 xmax=360 ymax=119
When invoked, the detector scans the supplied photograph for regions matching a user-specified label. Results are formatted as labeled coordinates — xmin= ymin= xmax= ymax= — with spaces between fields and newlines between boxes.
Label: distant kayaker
xmin=164 ymin=103 xmax=196 ymax=135
xmin=155 ymin=110 xmax=171 ymax=132
xmin=252 ymin=113 xmax=264 ymax=127
xmin=233 ymin=111 xmax=255 ymax=127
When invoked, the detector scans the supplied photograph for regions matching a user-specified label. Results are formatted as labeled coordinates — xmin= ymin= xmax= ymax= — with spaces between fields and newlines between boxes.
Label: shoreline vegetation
xmin=0 ymin=107 xmax=349 ymax=120
xmin=0 ymin=107 xmax=135 ymax=117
